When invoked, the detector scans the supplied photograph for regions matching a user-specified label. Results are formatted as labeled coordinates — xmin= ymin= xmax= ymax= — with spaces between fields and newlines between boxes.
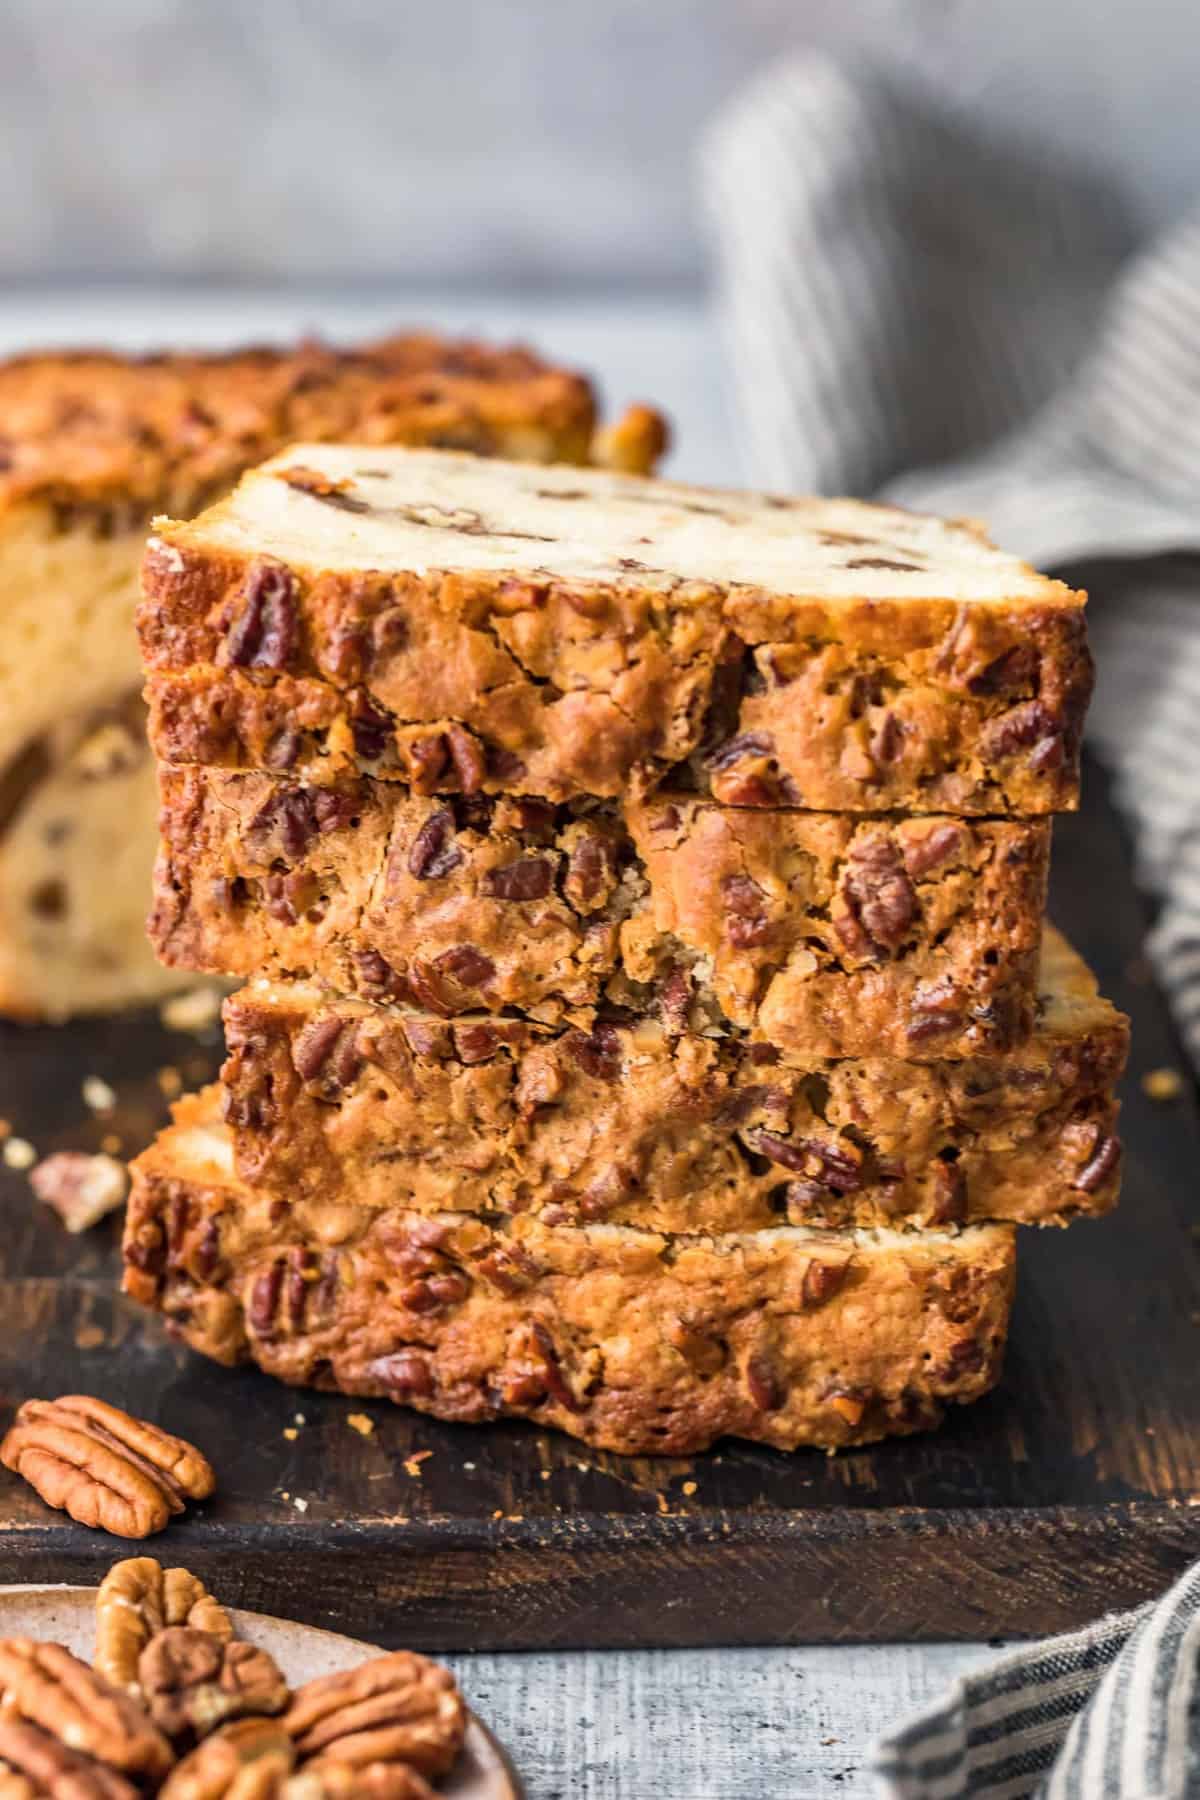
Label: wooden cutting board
xmin=1 ymin=757 xmax=1198 ymax=1651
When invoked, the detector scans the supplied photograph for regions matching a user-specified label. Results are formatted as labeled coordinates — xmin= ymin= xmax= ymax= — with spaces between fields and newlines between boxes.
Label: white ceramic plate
xmin=0 ymin=1585 xmax=521 ymax=1799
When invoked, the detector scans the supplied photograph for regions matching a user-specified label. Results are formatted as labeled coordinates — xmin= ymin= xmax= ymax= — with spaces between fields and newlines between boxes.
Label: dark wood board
xmin=1 ymin=755 xmax=1198 ymax=1650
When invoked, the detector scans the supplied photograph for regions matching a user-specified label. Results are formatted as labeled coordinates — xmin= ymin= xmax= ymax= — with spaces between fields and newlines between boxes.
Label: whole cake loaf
xmin=0 ymin=340 xmax=663 ymax=1018
xmin=141 ymin=445 xmax=1092 ymax=814
xmin=123 ymin=1092 xmax=1017 ymax=1456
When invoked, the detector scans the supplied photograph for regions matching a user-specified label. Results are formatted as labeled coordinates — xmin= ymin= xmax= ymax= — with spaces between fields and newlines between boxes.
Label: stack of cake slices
xmin=0 ymin=334 xmax=662 ymax=1020
xmin=125 ymin=447 xmax=1129 ymax=1456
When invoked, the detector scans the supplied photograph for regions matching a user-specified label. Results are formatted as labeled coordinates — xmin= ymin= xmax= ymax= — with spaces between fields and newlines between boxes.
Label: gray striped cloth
xmin=870 ymin=1559 xmax=1200 ymax=1797
xmin=702 ymin=53 xmax=1200 ymax=1067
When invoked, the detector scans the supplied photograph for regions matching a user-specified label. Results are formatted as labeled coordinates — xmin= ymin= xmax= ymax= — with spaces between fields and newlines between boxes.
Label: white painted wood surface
xmin=0 ymin=285 xmax=1008 ymax=1797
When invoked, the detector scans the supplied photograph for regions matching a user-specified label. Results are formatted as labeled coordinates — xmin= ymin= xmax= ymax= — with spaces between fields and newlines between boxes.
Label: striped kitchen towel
xmin=702 ymin=55 xmax=1200 ymax=1067
xmin=869 ymin=1558 xmax=1200 ymax=1798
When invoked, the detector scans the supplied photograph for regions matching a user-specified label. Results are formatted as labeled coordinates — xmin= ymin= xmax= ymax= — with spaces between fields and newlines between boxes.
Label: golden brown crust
xmin=213 ymin=923 xmax=1126 ymax=1233
xmin=140 ymin=495 xmax=1091 ymax=814
xmin=0 ymin=335 xmax=619 ymax=517
xmin=122 ymin=1110 xmax=1015 ymax=1456
xmin=149 ymin=766 xmax=1049 ymax=1058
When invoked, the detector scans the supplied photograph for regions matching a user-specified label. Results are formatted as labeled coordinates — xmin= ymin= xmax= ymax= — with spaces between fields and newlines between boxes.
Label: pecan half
xmin=96 ymin=1559 xmax=232 ymax=1696
xmin=139 ymin=1630 xmax=289 ymax=1743
xmin=0 ymin=1641 xmax=172 ymax=1780
xmin=160 ymin=1717 xmax=294 ymax=1800
xmin=0 ymin=1397 xmax=215 ymax=1539
xmin=283 ymin=1655 xmax=463 ymax=1784
xmin=0 ymin=1717 xmax=138 ymax=1800
xmin=285 ymin=1764 xmax=436 ymax=1800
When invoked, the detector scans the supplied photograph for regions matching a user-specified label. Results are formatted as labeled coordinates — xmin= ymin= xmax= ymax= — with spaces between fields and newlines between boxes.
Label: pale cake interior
xmin=159 ymin=443 xmax=1072 ymax=604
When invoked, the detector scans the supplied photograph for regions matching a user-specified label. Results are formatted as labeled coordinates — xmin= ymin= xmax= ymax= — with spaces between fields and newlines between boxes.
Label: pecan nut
xmin=0 ymin=1717 xmax=139 ymax=1800
xmin=285 ymin=1764 xmax=436 ymax=1800
xmin=160 ymin=1717 xmax=294 ymax=1800
xmin=833 ymin=835 xmax=916 ymax=959
xmin=0 ymin=1640 xmax=172 ymax=1780
xmin=283 ymin=1653 xmax=465 ymax=1781
xmin=0 ymin=1397 xmax=216 ymax=1539
xmin=139 ymin=1630 xmax=289 ymax=1743
xmin=96 ymin=1558 xmax=233 ymax=1696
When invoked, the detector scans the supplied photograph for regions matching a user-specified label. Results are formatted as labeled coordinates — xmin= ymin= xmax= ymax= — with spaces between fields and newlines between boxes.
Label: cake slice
xmin=150 ymin=765 xmax=1050 ymax=1058
xmin=123 ymin=1091 xmax=1016 ymax=1455
xmin=214 ymin=929 xmax=1126 ymax=1234
xmin=141 ymin=445 xmax=1091 ymax=814
xmin=0 ymin=338 xmax=662 ymax=1019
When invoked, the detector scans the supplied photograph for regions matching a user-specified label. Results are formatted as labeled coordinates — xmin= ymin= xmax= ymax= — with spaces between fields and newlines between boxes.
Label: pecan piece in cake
xmin=282 ymin=1654 xmax=465 ymax=1782
xmin=0 ymin=1640 xmax=172 ymax=1780
xmin=96 ymin=1558 xmax=233 ymax=1696
xmin=0 ymin=1398 xmax=215 ymax=1538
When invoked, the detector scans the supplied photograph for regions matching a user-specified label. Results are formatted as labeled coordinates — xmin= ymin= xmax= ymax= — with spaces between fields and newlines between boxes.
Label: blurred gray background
xmin=2 ymin=0 xmax=1198 ymax=291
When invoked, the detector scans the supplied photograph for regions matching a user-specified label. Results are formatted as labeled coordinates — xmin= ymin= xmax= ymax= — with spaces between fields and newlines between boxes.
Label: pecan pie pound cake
xmin=213 ymin=929 xmax=1126 ymax=1235
xmin=0 ymin=340 xmax=664 ymax=1019
xmin=151 ymin=768 xmax=1051 ymax=1058
xmin=141 ymin=445 xmax=1091 ymax=815
xmin=126 ymin=439 xmax=1124 ymax=1456
xmin=123 ymin=1090 xmax=1017 ymax=1457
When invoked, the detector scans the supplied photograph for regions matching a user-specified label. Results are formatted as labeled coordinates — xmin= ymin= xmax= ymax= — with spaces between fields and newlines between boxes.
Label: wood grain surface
xmin=1 ymin=757 xmax=1197 ymax=1651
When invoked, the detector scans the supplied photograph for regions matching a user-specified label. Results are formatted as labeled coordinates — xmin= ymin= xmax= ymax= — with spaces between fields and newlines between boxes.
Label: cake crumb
xmin=403 ymin=1450 xmax=432 ymax=1478
xmin=283 ymin=1427 xmax=298 ymax=1441
xmin=1143 ymin=1067 xmax=1184 ymax=1102
xmin=681 ymin=1480 xmax=698 ymax=1497
xmin=293 ymin=1496 xmax=309 ymax=1513
xmin=30 ymin=1151 xmax=127 ymax=1232
xmin=3 ymin=1138 xmax=36 ymax=1171
xmin=160 ymin=984 xmax=223 ymax=1035
xmin=82 ymin=1075 xmax=117 ymax=1113
xmin=540 ymin=1470 xmax=551 ymax=1481
xmin=347 ymin=1413 xmax=375 ymax=1437
xmin=462 ymin=1461 xmax=476 ymax=1471
xmin=156 ymin=1066 xmax=183 ymax=1098
xmin=655 ymin=1492 xmax=670 ymax=1514
xmin=492 ymin=1509 xmax=503 ymax=1520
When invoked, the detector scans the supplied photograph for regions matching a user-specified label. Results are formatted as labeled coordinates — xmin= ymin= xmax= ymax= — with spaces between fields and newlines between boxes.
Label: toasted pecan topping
xmin=0 ymin=1398 xmax=215 ymax=1539
xmin=96 ymin=1559 xmax=233 ymax=1696
xmin=282 ymin=1654 xmax=465 ymax=1781
xmin=0 ymin=1640 xmax=172 ymax=1780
